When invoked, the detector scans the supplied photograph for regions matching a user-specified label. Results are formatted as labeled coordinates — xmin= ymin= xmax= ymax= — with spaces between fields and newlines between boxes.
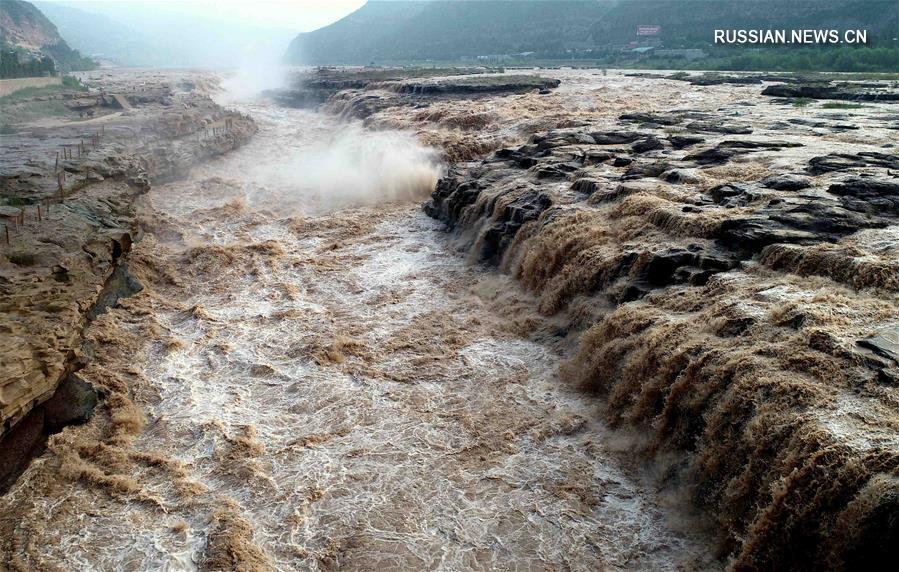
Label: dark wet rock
xmin=534 ymin=163 xmax=579 ymax=179
xmin=426 ymin=169 xmax=555 ymax=261
xmin=629 ymin=72 xmax=769 ymax=86
xmin=532 ymin=130 xmax=596 ymax=149
xmin=272 ymin=71 xmax=560 ymax=111
xmin=669 ymin=135 xmax=704 ymax=149
xmin=492 ymin=147 xmax=540 ymax=169
xmin=612 ymin=157 xmax=633 ymax=167
xmin=663 ymin=169 xmax=702 ymax=184
xmin=395 ymin=75 xmax=561 ymax=95
xmin=572 ymin=178 xmax=602 ymax=194
xmin=685 ymin=121 xmax=753 ymax=135
xmin=858 ymin=327 xmax=899 ymax=365
xmin=424 ymin=170 xmax=484 ymax=225
xmin=717 ymin=201 xmax=887 ymax=251
xmin=715 ymin=315 xmax=758 ymax=337
xmin=266 ymin=87 xmax=332 ymax=109
xmin=479 ymin=191 xmax=553 ymax=263
xmin=624 ymin=161 xmax=670 ymax=180
xmin=86 ymin=263 xmax=143 ymax=320
xmin=689 ymin=74 xmax=763 ymax=86
xmin=643 ymin=248 xmax=700 ymax=286
xmin=638 ymin=247 xmax=738 ymax=289
xmin=788 ymin=118 xmax=860 ymax=131
xmin=42 ymin=374 xmax=99 ymax=433
xmin=828 ymin=178 xmax=899 ymax=215
xmin=632 ymin=137 xmax=664 ymax=154
xmin=534 ymin=137 xmax=573 ymax=151
xmin=770 ymin=202 xmax=885 ymax=236
xmin=584 ymin=150 xmax=616 ymax=164
xmin=0 ymin=371 xmax=99 ymax=493
xmin=720 ymin=140 xmax=804 ymax=150
xmin=718 ymin=218 xmax=820 ymax=249
xmin=761 ymin=174 xmax=812 ymax=191
xmin=710 ymin=184 xmax=760 ymax=207
xmin=683 ymin=147 xmax=735 ymax=165
xmin=762 ymin=83 xmax=899 ymax=102
xmin=686 ymin=140 xmax=802 ymax=165
xmin=589 ymin=131 xmax=645 ymax=145
xmin=808 ymin=152 xmax=899 ymax=174
xmin=619 ymin=112 xmax=682 ymax=126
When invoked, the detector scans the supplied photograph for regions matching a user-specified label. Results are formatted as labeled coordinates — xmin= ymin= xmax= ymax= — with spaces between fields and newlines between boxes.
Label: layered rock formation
xmin=0 ymin=71 xmax=256 ymax=490
xmin=415 ymin=76 xmax=899 ymax=568
xmin=268 ymin=67 xmax=560 ymax=118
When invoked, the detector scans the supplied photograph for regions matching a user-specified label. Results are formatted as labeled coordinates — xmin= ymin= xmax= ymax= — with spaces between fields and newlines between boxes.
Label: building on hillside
xmin=636 ymin=25 xmax=662 ymax=47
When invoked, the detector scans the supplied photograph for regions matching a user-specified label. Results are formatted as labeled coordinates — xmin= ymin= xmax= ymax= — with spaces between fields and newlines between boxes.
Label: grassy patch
xmin=61 ymin=76 xmax=85 ymax=89
xmin=0 ymin=78 xmax=87 ymax=106
xmin=791 ymin=97 xmax=814 ymax=107
xmin=0 ymin=100 xmax=73 ymax=124
xmin=821 ymin=102 xmax=865 ymax=109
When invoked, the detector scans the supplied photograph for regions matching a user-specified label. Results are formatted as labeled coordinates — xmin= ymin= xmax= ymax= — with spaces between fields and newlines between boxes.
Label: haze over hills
xmin=0 ymin=0 xmax=94 ymax=72
xmin=285 ymin=0 xmax=899 ymax=65
xmin=33 ymin=1 xmax=172 ymax=67
xmin=33 ymin=1 xmax=298 ymax=68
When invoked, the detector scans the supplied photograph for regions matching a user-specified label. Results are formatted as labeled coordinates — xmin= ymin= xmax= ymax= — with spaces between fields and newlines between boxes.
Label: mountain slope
xmin=286 ymin=0 xmax=613 ymax=64
xmin=33 ymin=1 xmax=166 ymax=67
xmin=285 ymin=0 xmax=899 ymax=65
xmin=0 ymin=0 xmax=94 ymax=73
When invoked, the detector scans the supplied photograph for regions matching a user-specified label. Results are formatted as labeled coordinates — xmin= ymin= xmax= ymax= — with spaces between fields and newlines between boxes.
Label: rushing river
xmin=4 ymin=98 xmax=712 ymax=571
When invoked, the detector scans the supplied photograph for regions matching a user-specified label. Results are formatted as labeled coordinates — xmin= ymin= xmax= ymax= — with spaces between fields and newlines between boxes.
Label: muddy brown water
xmin=2 ymin=98 xmax=715 ymax=570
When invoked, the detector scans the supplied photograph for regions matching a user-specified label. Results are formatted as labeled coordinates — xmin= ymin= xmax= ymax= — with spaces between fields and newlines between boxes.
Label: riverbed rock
xmin=632 ymin=137 xmax=664 ymax=153
xmin=761 ymin=174 xmax=812 ymax=191
xmin=669 ymin=135 xmax=704 ymax=149
xmin=808 ymin=151 xmax=899 ymax=174
xmin=827 ymin=178 xmax=899 ymax=215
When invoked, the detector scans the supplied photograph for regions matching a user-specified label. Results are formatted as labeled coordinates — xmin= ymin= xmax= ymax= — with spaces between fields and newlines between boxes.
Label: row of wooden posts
xmin=56 ymin=125 xmax=105 ymax=171
xmin=6 ymin=118 xmax=237 ymax=245
xmin=3 ymin=198 xmax=55 ymax=245
xmin=2 ymin=128 xmax=108 ymax=245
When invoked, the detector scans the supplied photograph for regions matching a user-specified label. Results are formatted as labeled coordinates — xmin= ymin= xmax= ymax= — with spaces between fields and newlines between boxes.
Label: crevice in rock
xmin=0 ymin=244 xmax=141 ymax=495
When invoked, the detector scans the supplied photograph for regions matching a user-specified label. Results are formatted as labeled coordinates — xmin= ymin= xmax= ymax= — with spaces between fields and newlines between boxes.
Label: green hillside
xmin=0 ymin=0 xmax=95 ymax=76
xmin=285 ymin=0 xmax=899 ymax=70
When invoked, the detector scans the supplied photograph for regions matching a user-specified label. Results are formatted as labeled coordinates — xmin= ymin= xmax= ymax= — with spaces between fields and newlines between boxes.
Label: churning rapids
xmin=4 ymin=97 xmax=714 ymax=570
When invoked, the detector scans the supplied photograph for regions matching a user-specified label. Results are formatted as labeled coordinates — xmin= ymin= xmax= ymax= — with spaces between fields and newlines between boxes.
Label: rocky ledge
xmin=0 ymin=71 xmax=257 ymax=491
xmin=266 ymin=67 xmax=560 ymax=120
xmin=425 ymin=104 xmax=899 ymax=568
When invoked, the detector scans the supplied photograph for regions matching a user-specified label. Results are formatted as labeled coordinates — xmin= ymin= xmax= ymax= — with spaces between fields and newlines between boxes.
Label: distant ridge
xmin=285 ymin=0 xmax=899 ymax=66
xmin=33 ymin=1 xmax=161 ymax=67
